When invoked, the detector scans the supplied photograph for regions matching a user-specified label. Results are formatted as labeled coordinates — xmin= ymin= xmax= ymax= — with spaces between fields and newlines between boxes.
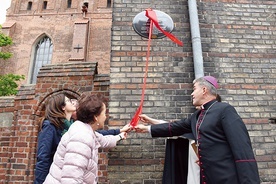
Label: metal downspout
xmin=188 ymin=0 xmax=204 ymax=79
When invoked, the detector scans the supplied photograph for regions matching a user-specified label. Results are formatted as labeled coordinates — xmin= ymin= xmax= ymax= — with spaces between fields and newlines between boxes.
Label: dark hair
xmin=216 ymin=94 xmax=222 ymax=102
xmin=44 ymin=93 xmax=68 ymax=129
xmin=76 ymin=94 xmax=106 ymax=124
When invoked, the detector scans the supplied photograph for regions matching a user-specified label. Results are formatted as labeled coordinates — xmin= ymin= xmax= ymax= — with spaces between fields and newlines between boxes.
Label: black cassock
xmin=162 ymin=133 xmax=197 ymax=184
xmin=152 ymin=100 xmax=260 ymax=184
xmin=162 ymin=138 xmax=189 ymax=184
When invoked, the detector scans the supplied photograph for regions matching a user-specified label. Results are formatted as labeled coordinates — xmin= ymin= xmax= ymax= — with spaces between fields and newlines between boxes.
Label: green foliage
xmin=0 ymin=52 xmax=12 ymax=59
xmin=0 ymin=27 xmax=25 ymax=96
xmin=0 ymin=25 xmax=13 ymax=60
xmin=0 ymin=74 xmax=25 ymax=96
xmin=0 ymin=31 xmax=12 ymax=47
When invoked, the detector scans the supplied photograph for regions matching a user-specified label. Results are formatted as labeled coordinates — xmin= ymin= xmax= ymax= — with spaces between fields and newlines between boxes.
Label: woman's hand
xmin=120 ymin=123 xmax=132 ymax=133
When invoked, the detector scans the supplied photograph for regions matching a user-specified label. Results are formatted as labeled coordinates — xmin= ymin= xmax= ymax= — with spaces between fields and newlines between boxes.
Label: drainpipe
xmin=188 ymin=0 xmax=204 ymax=79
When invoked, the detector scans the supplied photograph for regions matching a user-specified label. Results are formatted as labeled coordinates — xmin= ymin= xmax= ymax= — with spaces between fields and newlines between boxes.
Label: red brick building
xmin=0 ymin=0 xmax=275 ymax=183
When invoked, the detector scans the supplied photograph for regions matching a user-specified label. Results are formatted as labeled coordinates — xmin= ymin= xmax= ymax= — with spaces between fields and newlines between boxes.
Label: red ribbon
xmin=130 ymin=9 xmax=183 ymax=127
xmin=145 ymin=9 xmax=183 ymax=47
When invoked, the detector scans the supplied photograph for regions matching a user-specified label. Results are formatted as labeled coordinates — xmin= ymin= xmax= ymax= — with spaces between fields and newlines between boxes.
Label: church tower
xmin=2 ymin=0 xmax=112 ymax=84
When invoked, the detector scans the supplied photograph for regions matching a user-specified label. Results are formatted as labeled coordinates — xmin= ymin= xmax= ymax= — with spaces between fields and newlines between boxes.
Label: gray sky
xmin=0 ymin=0 xmax=11 ymax=24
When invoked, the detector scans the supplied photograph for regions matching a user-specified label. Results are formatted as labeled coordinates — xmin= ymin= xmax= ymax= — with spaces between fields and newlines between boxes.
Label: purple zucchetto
xmin=203 ymin=76 xmax=219 ymax=89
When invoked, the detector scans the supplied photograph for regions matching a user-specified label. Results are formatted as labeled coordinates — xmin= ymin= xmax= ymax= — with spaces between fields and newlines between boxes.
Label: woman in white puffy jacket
xmin=44 ymin=94 xmax=127 ymax=184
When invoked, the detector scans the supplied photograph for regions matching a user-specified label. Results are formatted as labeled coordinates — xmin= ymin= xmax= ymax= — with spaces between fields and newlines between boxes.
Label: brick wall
xmin=109 ymin=0 xmax=275 ymax=183
xmin=110 ymin=0 xmax=194 ymax=183
xmin=0 ymin=0 xmax=275 ymax=183
xmin=198 ymin=1 xmax=276 ymax=182
xmin=0 ymin=97 xmax=15 ymax=182
xmin=0 ymin=62 xmax=111 ymax=183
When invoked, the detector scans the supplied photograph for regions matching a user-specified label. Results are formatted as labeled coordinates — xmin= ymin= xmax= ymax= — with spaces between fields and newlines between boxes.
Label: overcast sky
xmin=0 ymin=0 xmax=12 ymax=24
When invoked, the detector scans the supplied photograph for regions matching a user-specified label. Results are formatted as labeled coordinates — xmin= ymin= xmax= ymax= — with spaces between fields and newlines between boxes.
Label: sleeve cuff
xmin=148 ymin=125 xmax=152 ymax=137
xmin=159 ymin=120 xmax=168 ymax=124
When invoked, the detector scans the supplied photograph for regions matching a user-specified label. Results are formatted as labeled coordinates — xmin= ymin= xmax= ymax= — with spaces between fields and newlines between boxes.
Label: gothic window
xmin=107 ymin=0 xmax=111 ymax=7
xmin=30 ymin=36 xmax=53 ymax=84
xmin=67 ymin=0 xmax=72 ymax=8
xmin=83 ymin=2 xmax=88 ymax=8
xmin=27 ymin=2 xmax=32 ymax=10
xmin=43 ymin=1 xmax=47 ymax=9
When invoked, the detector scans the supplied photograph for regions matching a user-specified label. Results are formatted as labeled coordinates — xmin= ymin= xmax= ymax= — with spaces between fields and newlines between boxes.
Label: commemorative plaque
xmin=132 ymin=10 xmax=174 ymax=39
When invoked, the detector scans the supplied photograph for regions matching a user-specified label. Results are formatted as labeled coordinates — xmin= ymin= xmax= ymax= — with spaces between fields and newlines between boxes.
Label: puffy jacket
xmin=43 ymin=120 xmax=119 ymax=184
xmin=34 ymin=120 xmax=62 ymax=184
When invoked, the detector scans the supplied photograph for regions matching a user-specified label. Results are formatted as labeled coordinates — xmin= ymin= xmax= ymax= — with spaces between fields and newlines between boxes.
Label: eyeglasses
xmin=65 ymin=98 xmax=78 ymax=105
xmin=71 ymin=99 xmax=78 ymax=105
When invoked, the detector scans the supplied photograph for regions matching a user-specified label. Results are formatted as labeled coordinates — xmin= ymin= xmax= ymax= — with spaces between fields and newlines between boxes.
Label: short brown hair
xmin=76 ymin=93 xmax=106 ymax=124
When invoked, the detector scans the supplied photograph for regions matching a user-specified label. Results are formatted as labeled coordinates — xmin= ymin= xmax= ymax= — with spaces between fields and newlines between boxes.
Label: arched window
xmin=67 ymin=0 xmax=72 ymax=8
xmin=43 ymin=1 xmax=47 ymax=9
xmin=30 ymin=36 xmax=53 ymax=84
xmin=27 ymin=2 xmax=32 ymax=10
xmin=83 ymin=2 xmax=88 ymax=8
xmin=107 ymin=0 xmax=111 ymax=8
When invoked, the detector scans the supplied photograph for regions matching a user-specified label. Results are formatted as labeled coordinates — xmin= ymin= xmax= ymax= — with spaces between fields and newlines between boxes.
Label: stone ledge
xmin=0 ymin=96 xmax=15 ymax=108
xmin=37 ymin=62 xmax=98 ymax=77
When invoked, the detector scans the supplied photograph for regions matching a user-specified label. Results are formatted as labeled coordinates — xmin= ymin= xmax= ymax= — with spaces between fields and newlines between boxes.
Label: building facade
xmin=0 ymin=0 xmax=275 ymax=183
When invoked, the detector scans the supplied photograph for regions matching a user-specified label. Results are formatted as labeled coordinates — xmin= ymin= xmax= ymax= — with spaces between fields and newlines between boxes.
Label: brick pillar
xmin=0 ymin=97 xmax=15 ymax=182
xmin=7 ymin=85 xmax=37 ymax=183
xmin=3 ymin=62 xmax=111 ymax=183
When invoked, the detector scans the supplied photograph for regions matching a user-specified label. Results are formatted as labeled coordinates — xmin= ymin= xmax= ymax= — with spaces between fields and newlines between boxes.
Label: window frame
xmin=29 ymin=35 xmax=53 ymax=84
